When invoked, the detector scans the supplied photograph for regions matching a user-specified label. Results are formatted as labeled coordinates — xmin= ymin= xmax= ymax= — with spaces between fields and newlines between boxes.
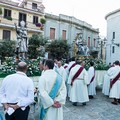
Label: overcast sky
xmin=13 ymin=0 xmax=120 ymax=36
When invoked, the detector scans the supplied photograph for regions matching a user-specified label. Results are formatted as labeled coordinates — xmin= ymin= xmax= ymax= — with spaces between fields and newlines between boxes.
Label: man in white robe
xmin=67 ymin=57 xmax=76 ymax=74
xmin=108 ymin=60 xmax=120 ymax=105
xmin=53 ymin=59 xmax=58 ymax=71
xmin=66 ymin=57 xmax=76 ymax=98
xmin=102 ymin=73 xmax=111 ymax=96
xmin=38 ymin=59 xmax=67 ymax=120
xmin=67 ymin=60 xmax=89 ymax=106
xmin=87 ymin=62 xmax=96 ymax=99
xmin=102 ymin=63 xmax=115 ymax=96
xmin=57 ymin=60 xmax=67 ymax=82
xmin=39 ymin=59 xmax=46 ymax=75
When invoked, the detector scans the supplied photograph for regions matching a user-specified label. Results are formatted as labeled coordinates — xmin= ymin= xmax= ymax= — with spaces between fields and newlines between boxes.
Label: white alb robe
xmin=102 ymin=73 xmax=111 ymax=96
xmin=108 ymin=65 xmax=120 ymax=98
xmin=67 ymin=65 xmax=89 ymax=103
xmin=87 ymin=66 xmax=96 ymax=96
xmin=57 ymin=66 xmax=67 ymax=82
xmin=38 ymin=70 xmax=67 ymax=120
xmin=67 ymin=61 xmax=76 ymax=97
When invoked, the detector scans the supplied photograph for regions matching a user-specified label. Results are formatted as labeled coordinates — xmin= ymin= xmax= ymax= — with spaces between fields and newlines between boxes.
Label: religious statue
xmin=15 ymin=21 xmax=28 ymax=59
xmin=74 ymin=33 xmax=90 ymax=56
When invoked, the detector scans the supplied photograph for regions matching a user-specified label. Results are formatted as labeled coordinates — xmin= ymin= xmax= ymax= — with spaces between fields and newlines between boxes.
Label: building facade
xmin=44 ymin=13 xmax=99 ymax=57
xmin=0 ymin=0 xmax=45 ymax=41
xmin=105 ymin=8 xmax=120 ymax=64
xmin=0 ymin=0 xmax=100 ymax=59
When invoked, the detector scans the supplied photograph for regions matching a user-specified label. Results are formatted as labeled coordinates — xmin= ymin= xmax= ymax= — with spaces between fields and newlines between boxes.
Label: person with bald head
xmin=0 ymin=61 xmax=34 ymax=120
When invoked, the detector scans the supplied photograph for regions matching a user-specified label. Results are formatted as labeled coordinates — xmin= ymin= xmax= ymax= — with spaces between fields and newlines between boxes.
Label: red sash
xmin=69 ymin=63 xmax=76 ymax=72
xmin=90 ymin=70 xmax=95 ymax=84
xmin=64 ymin=65 xmax=68 ymax=69
xmin=71 ymin=67 xmax=84 ymax=86
xmin=110 ymin=72 xmax=120 ymax=88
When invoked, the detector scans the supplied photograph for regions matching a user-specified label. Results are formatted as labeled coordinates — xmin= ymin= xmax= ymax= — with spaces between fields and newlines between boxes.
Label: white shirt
xmin=0 ymin=71 xmax=34 ymax=107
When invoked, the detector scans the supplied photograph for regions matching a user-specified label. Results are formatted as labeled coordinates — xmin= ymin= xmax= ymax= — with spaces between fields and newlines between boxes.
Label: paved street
xmin=63 ymin=89 xmax=120 ymax=120
xmin=28 ymin=88 xmax=120 ymax=120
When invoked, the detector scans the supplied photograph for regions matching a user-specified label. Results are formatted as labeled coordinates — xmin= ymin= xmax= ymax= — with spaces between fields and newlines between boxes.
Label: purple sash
xmin=69 ymin=63 xmax=76 ymax=72
xmin=90 ymin=70 xmax=95 ymax=84
xmin=110 ymin=72 xmax=120 ymax=88
xmin=64 ymin=65 xmax=68 ymax=69
xmin=71 ymin=67 xmax=84 ymax=86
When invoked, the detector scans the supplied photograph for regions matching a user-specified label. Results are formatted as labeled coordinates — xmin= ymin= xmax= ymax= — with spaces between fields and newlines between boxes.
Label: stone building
xmin=105 ymin=8 xmax=120 ymax=64
xmin=44 ymin=13 xmax=99 ymax=57
xmin=0 ymin=0 xmax=100 ymax=58
xmin=0 ymin=0 xmax=45 ymax=41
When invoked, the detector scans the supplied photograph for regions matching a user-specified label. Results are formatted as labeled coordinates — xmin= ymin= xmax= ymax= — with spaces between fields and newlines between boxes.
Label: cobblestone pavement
xmin=1 ymin=89 xmax=120 ymax=120
xmin=63 ymin=89 xmax=120 ymax=120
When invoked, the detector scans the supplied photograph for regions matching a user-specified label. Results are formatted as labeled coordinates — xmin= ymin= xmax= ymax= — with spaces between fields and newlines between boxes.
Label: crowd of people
xmin=0 ymin=58 xmax=120 ymax=120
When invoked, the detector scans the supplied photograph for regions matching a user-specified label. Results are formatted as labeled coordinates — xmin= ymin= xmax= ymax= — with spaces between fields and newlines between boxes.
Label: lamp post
xmin=97 ymin=36 xmax=106 ymax=60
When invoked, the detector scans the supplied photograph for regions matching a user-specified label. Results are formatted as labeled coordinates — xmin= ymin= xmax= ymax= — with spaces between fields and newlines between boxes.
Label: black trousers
xmin=5 ymin=106 xmax=30 ymax=120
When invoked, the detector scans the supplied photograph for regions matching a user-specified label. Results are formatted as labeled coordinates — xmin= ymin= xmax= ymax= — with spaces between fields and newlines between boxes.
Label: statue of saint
xmin=75 ymin=33 xmax=89 ymax=56
xmin=15 ymin=21 xmax=28 ymax=59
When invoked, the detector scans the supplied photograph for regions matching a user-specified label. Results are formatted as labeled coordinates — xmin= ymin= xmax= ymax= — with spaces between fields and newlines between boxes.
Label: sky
xmin=13 ymin=0 xmax=120 ymax=36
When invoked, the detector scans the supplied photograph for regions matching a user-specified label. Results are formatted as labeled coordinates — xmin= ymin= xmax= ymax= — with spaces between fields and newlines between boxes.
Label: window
xmin=88 ymin=37 xmax=90 ymax=47
xmin=112 ymin=46 xmax=115 ymax=53
xmin=62 ymin=30 xmax=66 ymax=40
xmin=113 ymin=32 xmax=115 ymax=39
xmin=19 ymin=13 xmax=26 ymax=26
xmin=33 ymin=16 xmax=38 ymax=24
xmin=3 ymin=30 xmax=11 ymax=40
xmin=4 ymin=9 xmax=11 ymax=18
xmin=32 ymin=3 xmax=37 ymax=9
xmin=50 ymin=28 xmax=55 ymax=39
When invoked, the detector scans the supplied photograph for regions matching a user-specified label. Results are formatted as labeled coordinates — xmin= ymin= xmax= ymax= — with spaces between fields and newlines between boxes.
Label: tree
xmin=0 ymin=40 xmax=15 ymax=62
xmin=46 ymin=39 xmax=70 ymax=59
xmin=28 ymin=34 xmax=48 ymax=59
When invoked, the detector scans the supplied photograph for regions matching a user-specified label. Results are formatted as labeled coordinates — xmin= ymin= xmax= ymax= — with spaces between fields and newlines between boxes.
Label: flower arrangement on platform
xmin=84 ymin=58 xmax=109 ymax=70
xmin=0 ymin=57 xmax=42 ymax=78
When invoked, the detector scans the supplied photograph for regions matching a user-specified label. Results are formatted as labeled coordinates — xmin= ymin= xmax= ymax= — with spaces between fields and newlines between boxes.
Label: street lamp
xmin=97 ymin=36 xmax=106 ymax=59
xmin=111 ymin=39 xmax=120 ymax=47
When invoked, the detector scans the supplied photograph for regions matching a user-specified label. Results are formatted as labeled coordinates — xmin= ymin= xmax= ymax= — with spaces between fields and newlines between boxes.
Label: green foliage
xmin=5 ymin=16 xmax=12 ymax=21
xmin=0 ymin=57 xmax=42 ymax=78
xmin=84 ymin=58 xmax=109 ymax=70
xmin=0 ymin=57 xmax=16 ymax=78
xmin=23 ymin=57 xmax=41 ymax=77
xmin=40 ymin=18 xmax=46 ymax=24
xmin=46 ymin=39 xmax=70 ymax=59
xmin=0 ymin=40 xmax=15 ymax=62
xmin=28 ymin=34 xmax=48 ymax=59
xmin=0 ymin=8 xmax=2 ymax=15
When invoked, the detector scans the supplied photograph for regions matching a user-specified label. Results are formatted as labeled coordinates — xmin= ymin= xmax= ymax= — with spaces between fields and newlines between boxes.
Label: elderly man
xmin=38 ymin=59 xmax=66 ymax=120
xmin=0 ymin=61 xmax=34 ymax=120
xmin=68 ymin=60 xmax=89 ymax=106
